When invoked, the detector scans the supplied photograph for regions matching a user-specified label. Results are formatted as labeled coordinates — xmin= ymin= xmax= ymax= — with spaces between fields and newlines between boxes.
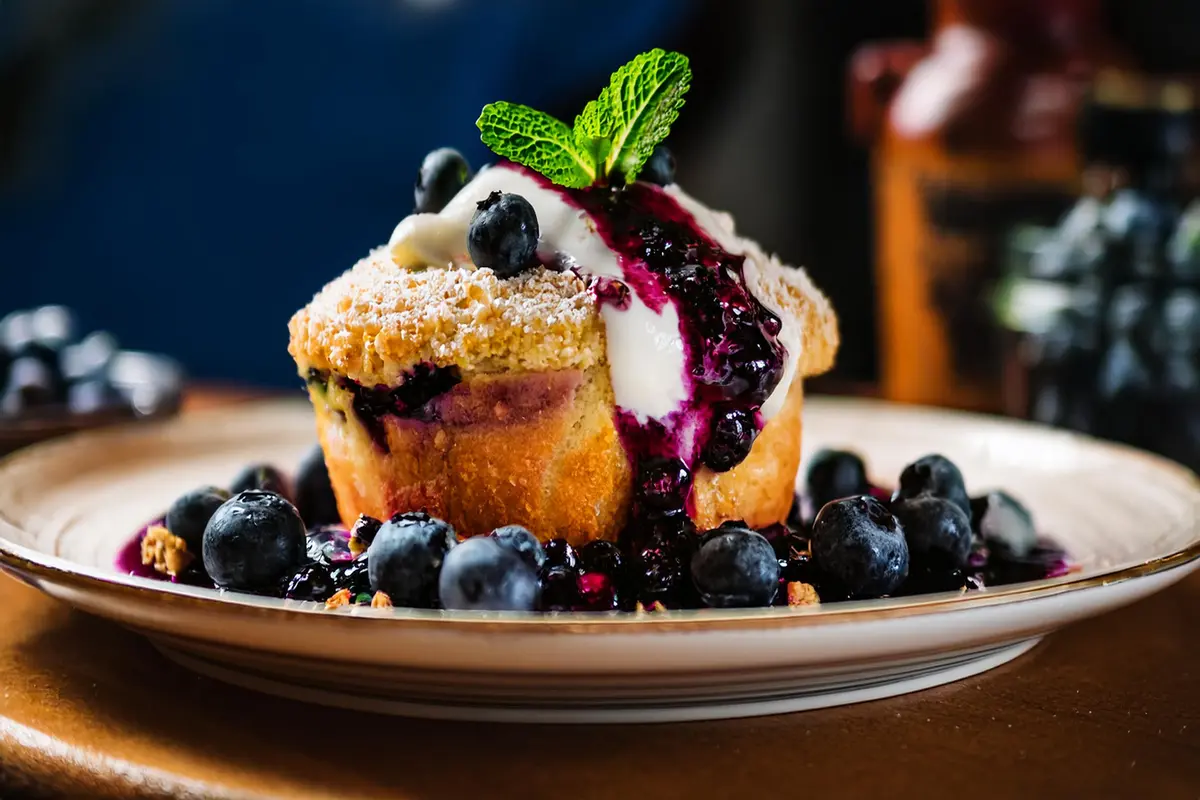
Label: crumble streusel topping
xmin=288 ymin=247 xmax=605 ymax=387
xmin=787 ymin=582 xmax=820 ymax=607
xmin=141 ymin=525 xmax=193 ymax=577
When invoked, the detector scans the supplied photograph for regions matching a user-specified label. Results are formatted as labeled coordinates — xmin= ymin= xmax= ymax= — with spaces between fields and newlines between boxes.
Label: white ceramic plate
xmin=0 ymin=398 xmax=1196 ymax=724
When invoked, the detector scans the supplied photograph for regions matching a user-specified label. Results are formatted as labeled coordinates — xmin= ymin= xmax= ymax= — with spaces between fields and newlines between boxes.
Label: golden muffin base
xmin=312 ymin=367 xmax=806 ymax=546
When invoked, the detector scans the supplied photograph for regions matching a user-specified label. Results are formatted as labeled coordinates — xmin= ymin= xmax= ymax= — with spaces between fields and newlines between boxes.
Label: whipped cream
xmin=388 ymin=163 xmax=800 ymax=426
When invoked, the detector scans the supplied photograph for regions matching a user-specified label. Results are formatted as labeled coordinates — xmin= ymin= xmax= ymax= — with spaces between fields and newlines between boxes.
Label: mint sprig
xmin=477 ymin=102 xmax=597 ymax=189
xmin=476 ymin=49 xmax=691 ymax=188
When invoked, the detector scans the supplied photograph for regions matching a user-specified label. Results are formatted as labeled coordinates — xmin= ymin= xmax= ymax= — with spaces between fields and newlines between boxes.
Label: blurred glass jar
xmin=999 ymin=71 xmax=1200 ymax=470
xmin=849 ymin=0 xmax=1127 ymax=411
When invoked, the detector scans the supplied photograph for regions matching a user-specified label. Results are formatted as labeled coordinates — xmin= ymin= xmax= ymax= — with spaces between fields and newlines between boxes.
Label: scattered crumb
xmin=324 ymin=588 xmax=353 ymax=610
xmin=370 ymin=591 xmax=393 ymax=608
xmin=635 ymin=601 xmax=668 ymax=613
xmin=787 ymin=582 xmax=820 ymax=607
xmin=140 ymin=525 xmax=193 ymax=577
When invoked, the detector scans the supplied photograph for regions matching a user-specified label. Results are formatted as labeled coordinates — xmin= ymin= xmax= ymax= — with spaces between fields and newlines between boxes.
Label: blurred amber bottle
xmin=849 ymin=0 xmax=1128 ymax=411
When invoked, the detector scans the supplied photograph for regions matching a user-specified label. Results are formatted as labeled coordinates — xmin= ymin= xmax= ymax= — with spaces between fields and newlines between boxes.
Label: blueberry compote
xmin=309 ymin=363 xmax=461 ymax=451
xmin=561 ymin=182 xmax=786 ymax=576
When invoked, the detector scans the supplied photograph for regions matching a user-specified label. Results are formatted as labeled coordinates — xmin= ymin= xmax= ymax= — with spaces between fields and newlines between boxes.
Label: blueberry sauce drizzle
xmin=561 ymin=182 xmax=786 ymax=533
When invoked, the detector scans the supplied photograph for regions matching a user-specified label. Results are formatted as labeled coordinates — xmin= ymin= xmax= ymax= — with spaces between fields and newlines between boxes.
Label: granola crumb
xmin=635 ymin=601 xmax=668 ymax=614
xmin=140 ymin=525 xmax=193 ymax=577
xmin=324 ymin=588 xmax=353 ymax=610
xmin=787 ymin=582 xmax=820 ymax=607
xmin=370 ymin=591 xmax=393 ymax=608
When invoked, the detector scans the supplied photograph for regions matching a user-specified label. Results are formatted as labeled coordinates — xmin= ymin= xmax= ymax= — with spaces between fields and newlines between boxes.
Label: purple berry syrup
xmin=115 ymin=519 xmax=216 ymax=588
xmin=114 ymin=520 xmax=163 ymax=579
xmin=560 ymin=181 xmax=786 ymax=526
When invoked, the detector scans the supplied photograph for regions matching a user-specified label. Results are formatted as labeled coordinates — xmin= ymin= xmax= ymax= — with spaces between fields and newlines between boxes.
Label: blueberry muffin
xmin=289 ymin=161 xmax=837 ymax=546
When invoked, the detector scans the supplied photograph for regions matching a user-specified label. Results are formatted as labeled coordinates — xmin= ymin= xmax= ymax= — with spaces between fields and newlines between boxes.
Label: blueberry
xmin=366 ymin=514 xmax=457 ymax=607
xmin=1031 ymin=307 xmax=1096 ymax=366
xmin=810 ymin=496 xmax=909 ymax=599
xmin=1098 ymin=338 xmax=1153 ymax=401
xmin=467 ymin=191 xmax=539 ymax=278
xmin=542 ymin=537 xmax=577 ymax=569
xmin=28 ymin=305 xmax=74 ymax=348
xmin=971 ymin=491 xmax=1037 ymax=558
xmin=414 ymin=147 xmax=472 ymax=214
xmin=329 ymin=557 xmax=372 ymax=596
xmin=0 ymin=311 xmax=29 ymax=352
xmin=348 ymin=514 xmax=382 ymax=555
xmin=230 ymin=463 xmax=291 ymax=499
xmin=723 ymin=341 xmax=783 ymax=405
xmin=1161 ymin=290 xmax=1200 ymax=353
xmin=202 ymin=490 xmax=308 ymax=591
xmin=699 ymin=518 xmax=751 ymax=547
xmin=892 ymin=454 xmax=971 ymax=521
xmin=890 ymin=494 xmax=972 ymax=570
xmin=67 ymin=378 xmax=124 ymax=415
xmin=1107 ymin=284 xmax=1154 ymax=341
xmin=306 ymin=524 xmax=352 ymax=564
xmin=1 ymin=357 xmax=58 ymax=415
xmin=438 ymin=536 xmax=540 ymax=611
xmin=539 ymin=565 xmax=580 ymax=611
xmin=691 ymin=527 xmax=779 ymax=607
xmin=1 ymin=311 xmax=62 ymax=377
xmin=703 ymin=407 xmax=758 ymax=472
xmin=282 ymin=561 xmax=336 ymax=602
xmin=578 ymin=539 xmax=622 ymax=577
xmin=637 ymin=457 xmax=691 ymax=510
xmin=166 ymin=485 xmax=231 ymax=551
xmin=294 ymin=445 xmax=339 ymax=527
xmin=489 ymin=525 xmax=545 ymax=571
xmin=60 ymin=331 xmax=118 ymax=383
xmin=577 ymin=571 xmax=619 ymax=611
xmin=631 ymin=530 xmax=694 ymax=607
xmin=638 ymin=144 xmax=676 ymax=186
xmin=805 ymin=449 xmax=871 ymax=511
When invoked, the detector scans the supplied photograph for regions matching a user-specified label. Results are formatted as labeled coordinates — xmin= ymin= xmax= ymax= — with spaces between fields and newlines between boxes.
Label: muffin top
xmin=288 ymin=249 xmax=606 ymax=387
xmin=288 ymin=163 xmax=838 ymax=423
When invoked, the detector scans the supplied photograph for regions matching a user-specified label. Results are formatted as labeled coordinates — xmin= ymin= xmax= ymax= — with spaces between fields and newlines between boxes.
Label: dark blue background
xmin=0 ymin=0 xmax=686 ymax=386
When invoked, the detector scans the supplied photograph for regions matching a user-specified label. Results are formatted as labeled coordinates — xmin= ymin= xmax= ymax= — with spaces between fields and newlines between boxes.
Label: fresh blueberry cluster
xmin=794 ymin=449 xmax=1064 ymax=600
xmin=154 ymin=444 xmax=343 ymax=594
xmin=1010 ymin=187 xmax=1200 ymax=471
xmin=134 ymin=445 xmax=1068 ymax=612
xmin=0 ymin=306 xmax=129 ymax=418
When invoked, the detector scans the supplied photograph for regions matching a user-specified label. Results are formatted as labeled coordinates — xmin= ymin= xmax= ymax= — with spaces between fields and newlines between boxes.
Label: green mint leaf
xmin=603 ymin=49 xmax=691 ymax=182
xmin=573 ymin=92 xmax=614 ymax=174
xmin=477 ymin=101 xmax=595 ymax=188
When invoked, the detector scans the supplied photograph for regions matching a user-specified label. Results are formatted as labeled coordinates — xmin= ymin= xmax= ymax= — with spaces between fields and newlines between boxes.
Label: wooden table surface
xmin=0 ymin=389 xmax=1197 ymax=799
